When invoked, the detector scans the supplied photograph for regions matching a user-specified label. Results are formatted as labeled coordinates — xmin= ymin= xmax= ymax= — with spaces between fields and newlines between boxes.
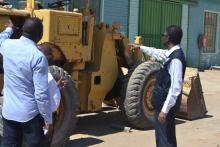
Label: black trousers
xmin=153 ymin=110 xmax=177 ymax=147
xmin=1 ymin=114 xmax=45 ymax=147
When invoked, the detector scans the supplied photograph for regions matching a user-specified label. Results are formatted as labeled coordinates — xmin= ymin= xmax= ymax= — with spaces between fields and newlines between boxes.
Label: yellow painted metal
xmin=26 ymin=0 xmax=35 ymax=15
xmin=177 ymin=68 xmax=207 ymax=120
xmin=133 ymin=36 xmax=144 ymax=62
xmin=34 ymin=10 xmax=85 ymax=70
xmin=78 ymin=72 xmax=91 ymax=112
xmin=33 ymin=7 xmax=119 ymax=112
xmin=121 ymin=37 xmax=135 ymax=67
xmin=135 ymin=36 xmax=142 ymax=45
xmin=0 ymin=8 xmax=29 ymax=16
xmin=0 ymin=0 xmax=127 ymax=113
xmin=0 ymin=15 xmax=10 ymax=32
xmin=88 ymin=32 xmax=118 ymax=111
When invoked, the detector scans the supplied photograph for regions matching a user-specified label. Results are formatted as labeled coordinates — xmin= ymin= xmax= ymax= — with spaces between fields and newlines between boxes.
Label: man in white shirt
xmin=130 ymin=25 xmax=186 ymax=147
xmin=48 ymin=72 xmax=61 ymax=112
xmin=38 ymin=43 xmax=68 ymax=114
xmin=38 ymin=43 xmax=68 ymax=144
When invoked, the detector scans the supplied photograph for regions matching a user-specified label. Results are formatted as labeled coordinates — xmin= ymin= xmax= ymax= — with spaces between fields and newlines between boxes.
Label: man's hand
xmin=5 ymin=19 xmax=14 ymax=28
xmin=57 ymin=77 xmax=68 ymax=89
xmin=5 ymin=19 xmax=18 ymax=30
xmin=158 ymin=111 xmax=167 ymax=124
xmin=128 ymin=43 xmax=141 ymax=52
xmin=44 ymin=123 xmax=54 ymax=142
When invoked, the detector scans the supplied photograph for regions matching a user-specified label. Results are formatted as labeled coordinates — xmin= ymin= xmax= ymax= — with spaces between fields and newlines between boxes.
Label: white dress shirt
xmin=140 ymin=45 xmax=183 ymax=114
xmin=48 ymin=72 xmax=61 ymax=112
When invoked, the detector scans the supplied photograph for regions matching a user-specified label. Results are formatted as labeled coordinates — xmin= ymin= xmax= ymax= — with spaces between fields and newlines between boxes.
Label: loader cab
xmin=6 ymin=0 xmax=71 ymax=11
xmin=18 ymin=1 xmax=43 ymax=10
xmin=17 ymin=1 xmax=68 ymax=10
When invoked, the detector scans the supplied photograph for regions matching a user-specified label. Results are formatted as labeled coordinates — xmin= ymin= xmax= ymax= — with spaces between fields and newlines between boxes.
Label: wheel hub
xmin=142 ymin=75 xmax=156 ymax=118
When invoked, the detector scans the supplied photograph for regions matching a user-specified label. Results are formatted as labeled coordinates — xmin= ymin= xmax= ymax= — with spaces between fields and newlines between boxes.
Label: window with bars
xmin=203 ymin=11 xmax=218 ymax=53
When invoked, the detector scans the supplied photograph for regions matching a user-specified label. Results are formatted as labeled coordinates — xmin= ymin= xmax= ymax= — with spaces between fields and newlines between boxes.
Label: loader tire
xmin=0 ymin=67 xmax=79 ymax=147
xmin=49 ymin=66 xmax=79 ymax=147
xmin=124 ymin=61 xmax=161 ymax=129
xmin=120 ymin=63 xmax=141 ymax=112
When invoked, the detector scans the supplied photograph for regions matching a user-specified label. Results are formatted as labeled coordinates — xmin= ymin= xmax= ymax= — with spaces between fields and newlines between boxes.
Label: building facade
xmin=73 ymin=0 xmax=129 ymax=36
xmin=129 ymin=0 xmax=220 ymax=69
xmin=187 ymin=0 xmax=220 ymax=69
xmin=129 ymin=0 xmax=196 ymax=65
xmin=7 ymin=0 xmax=220 ymax=69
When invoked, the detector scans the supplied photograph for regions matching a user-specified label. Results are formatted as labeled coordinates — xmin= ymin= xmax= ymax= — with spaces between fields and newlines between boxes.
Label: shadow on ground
xmin=67 ymin=137 xmax=104 ymax=147
xmin=66 ymin=106 xmax=188 ymax=146
xmin=74 ymin=107 xmax=136 ymax=136
xmin=176 ymin=114 xmax=213 ymax=122
xmin=67 ymin=106 xmax=151 ymax=146
xmin=0 ymin=106 xmax=203 ymax=147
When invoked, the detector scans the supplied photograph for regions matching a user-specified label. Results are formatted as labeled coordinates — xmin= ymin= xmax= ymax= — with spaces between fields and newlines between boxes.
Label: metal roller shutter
xmin=139 ymin=0 xmax=182 ymax=48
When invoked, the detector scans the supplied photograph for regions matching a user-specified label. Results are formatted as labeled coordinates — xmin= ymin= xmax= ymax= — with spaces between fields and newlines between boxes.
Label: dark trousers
xmin=1 ymin=114 xmax=45 ymax=147
xmin=153 ymin=110 xmax=177 ymax=147
xmin=43 ymin=113 xmax=57 ymax=147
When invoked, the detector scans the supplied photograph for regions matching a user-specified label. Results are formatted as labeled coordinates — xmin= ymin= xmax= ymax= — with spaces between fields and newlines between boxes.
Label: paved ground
xmin=0 ymin=70 xmax=219 ymax=147
xmin=67 ymin=70 xmax=220 ymax=147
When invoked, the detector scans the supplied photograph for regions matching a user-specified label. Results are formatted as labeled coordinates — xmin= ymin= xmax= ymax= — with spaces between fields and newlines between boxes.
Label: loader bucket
xmin=176 ymin=68 xmax=207 ymax=120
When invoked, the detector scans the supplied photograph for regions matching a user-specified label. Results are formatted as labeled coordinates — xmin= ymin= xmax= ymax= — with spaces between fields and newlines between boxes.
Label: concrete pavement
xmin=67 ymin=70 xmax=220 ymax=147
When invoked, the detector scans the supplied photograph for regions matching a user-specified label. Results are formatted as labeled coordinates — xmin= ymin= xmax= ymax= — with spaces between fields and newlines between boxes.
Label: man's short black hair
xmin=166 ymin=25 xmax=183 ymax=45
xmin=22 ymin=17 xmax=43 ymax=39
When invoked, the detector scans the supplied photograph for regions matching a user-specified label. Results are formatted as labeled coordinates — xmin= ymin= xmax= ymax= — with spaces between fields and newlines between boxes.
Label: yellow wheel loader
xmin=0 ymin=0 xmax=207 ymax=146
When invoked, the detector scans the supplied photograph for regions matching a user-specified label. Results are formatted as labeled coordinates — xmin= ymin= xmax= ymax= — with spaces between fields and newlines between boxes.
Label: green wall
xmin=138 ymin=0 xmax=182 ymax=48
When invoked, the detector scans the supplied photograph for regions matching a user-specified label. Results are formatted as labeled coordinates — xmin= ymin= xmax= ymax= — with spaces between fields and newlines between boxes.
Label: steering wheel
xmin=48 ymin=0 xmax=70 ymax=9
